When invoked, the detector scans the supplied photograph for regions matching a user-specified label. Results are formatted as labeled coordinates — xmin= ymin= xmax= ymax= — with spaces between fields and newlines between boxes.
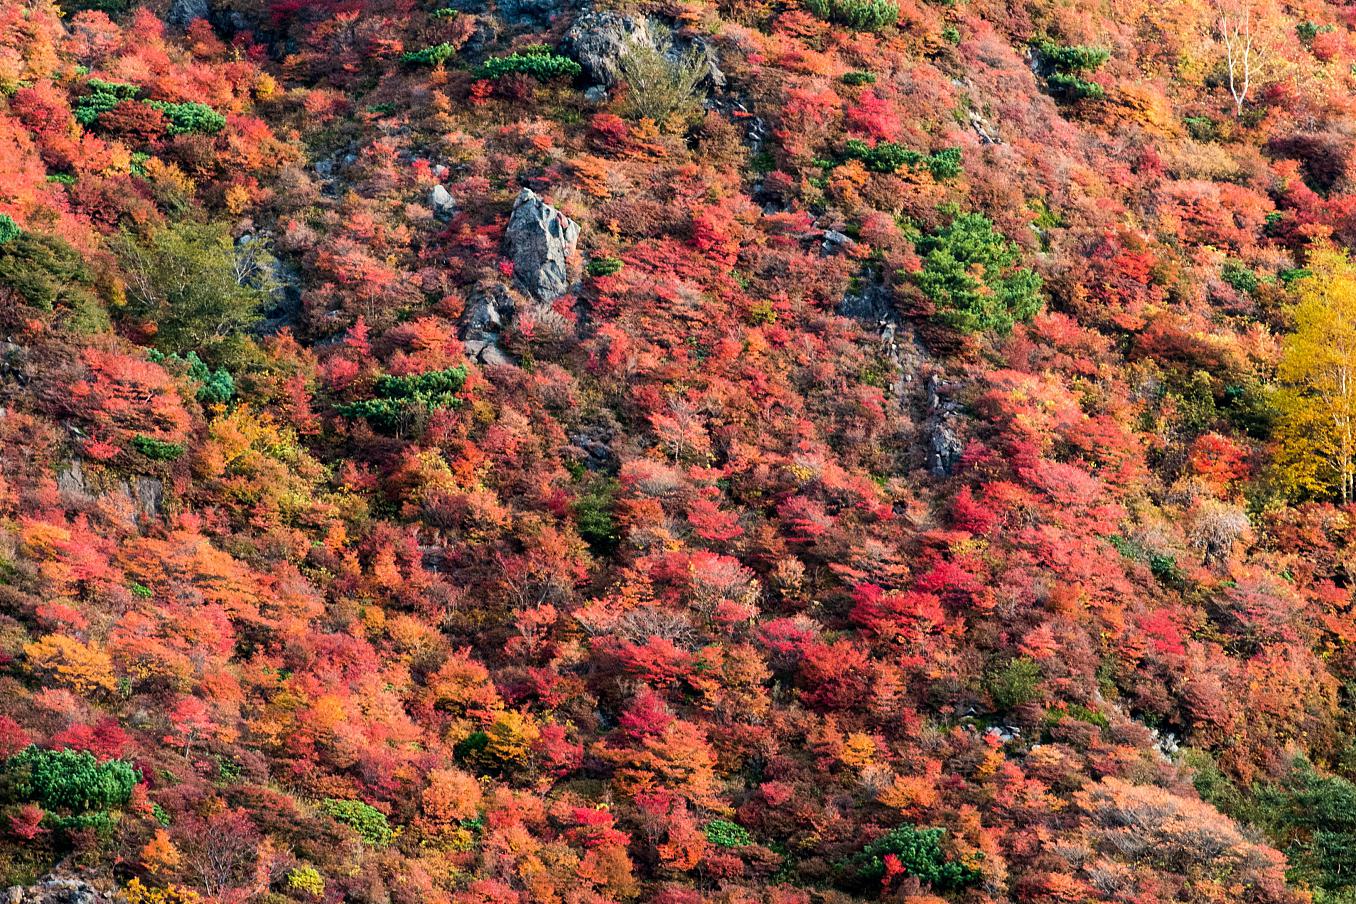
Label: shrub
xmin=705 ymin=819 xmax=752 ymax=848
xmin=477 ymin=49 xmax=582 ymax=82
xmin=574 ymin=478 xmax=620 ymax=554
xmin=986 ymin=656 xmax=1042 ymax=710
xmin=588 ymin=257 xmax=624 ymax=277
xmin=615 ymin=39 xmax=708 ymax=127
xmin=838 ymin=825 xmax=981 ymax=891
xmin=74 ymin=78 xmax=140 ymax=126
xmin=319 ymin=798 xmax=395 ymax=846
xmin=1222 ymin=260 xmax=1259 ymax=295
xmin=804 ymin=0 xmax=899 ymax=31
xmin=841 ymin=70 xmax=877 ymax=85
xmin=287 ymin=866 xmax=324 ymax=897
xmin=842 ymin=140 xmax=961 ymax=179
xmin=0 ymin=230 xmax=101 ymax=314
xmin=3 ymin=746 xmax=140 ymax=814
xmin=912 ymin=212 xmax=1043 ymax=334
xmin=131 ymin=435 xmax=185 ymax=460
xmin=0 ymin=214 xmax=20 ymax=245
xmin=337 ymin=366 xmax=468 ymax=434
xmin=1031 ymin=39 xmax=1109 ymax=103
xmin=145 ymin=100 xmax=225 ymax=135
xmin=401 ymin=42 xmax=458 ymax=66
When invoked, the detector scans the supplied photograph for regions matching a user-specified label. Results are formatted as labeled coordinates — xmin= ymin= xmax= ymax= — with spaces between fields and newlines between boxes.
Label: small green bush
xmin=145 ymin=100 xmax=226 ymax=135
xmin=804 ymin=0 xmax=899 ymax=31
xmin=705 ymin=819 xmax=752 ymax=848
xmin=0 ymin=214 xmax=19 ymax=245
xmin=1222 ymin=260 xmax=1259 ymax=295
xmin=986 ymin=656 xmax=1042 ymax=710
xmin=74 ymin=78 xmax=140 ymax=126
xmin=337 ymin=366 xmax=468 ymax=434
xmin=1031 ymin=39 xmax=1109 ymax=103
xmin=838 ymin=825 xmax=981 ymax=892
xmin=842 ymin=140 xmax=962 ymax=179
xmin=841 ymin=70 xmax=877 ymax=85
xmin=587 ymin=257 xmax=624 ymax=277
xmin=477 ymin=49 xmax=582 ymax=82
xmin=131 ymin=435 xmax=185 ymax=460
xmin=401 ymin=42 xmax=458 ymax=66
xmin=186 ymin=352 xmax=236 ymax=405
xmin=319 ymin=798 xmax=394 ymax=846
xmin=912 ymin=212 xmax=1043 ymax=334
xmin=3 ymin=746 xmax=140 ymax=814
xmin=574 ymin=478 xmax=620 ymax=554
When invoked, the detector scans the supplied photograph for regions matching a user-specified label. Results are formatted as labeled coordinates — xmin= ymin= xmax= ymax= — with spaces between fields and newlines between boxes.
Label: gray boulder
xmin=431 ymin=184 xmax=456 ymax=221
xmin=505 ymin=189 xmax=579 ymax=303
xmin=564 ymin=11 xmax=654 ymax=88
xmin=462 ymin=284 xmax=517 ymax=366
xmin=4 ymin=876 xmax=123 ymax=904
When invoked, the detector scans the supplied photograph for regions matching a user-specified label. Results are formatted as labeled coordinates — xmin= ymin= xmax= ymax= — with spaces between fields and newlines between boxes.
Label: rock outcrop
xmin=3 ymin=875 xmax=123 ymax=904
xmin=431 ymin=184 xmax=456 ymax=221
xmin=925 ymin=375 xmax=965 ymax=476
xmin=462 ymin=284 xmax=517 ymax=367
xmin=564 ymin=11 xmax=654 ymax=88
xmin=166 ymin=0 xmax=211 ymax=28
xmin=505 ymin=189 xmax=579 ymax=304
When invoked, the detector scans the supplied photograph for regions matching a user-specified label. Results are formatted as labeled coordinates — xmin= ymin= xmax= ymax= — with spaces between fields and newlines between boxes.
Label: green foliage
xmin=704 ymin=819 xmax=752 ymax=848
xmin=2 ymin=746 xmax=139 ymax=814
xmin=1031 ymin=39 xmax=1110 ymax=73
xmin=186 ymin=352 xmax=235 ymax=405
xmin=337 ymin=367 xmax=468 ymax=434
xmin=401 ymin=43 xmax=459 ymax=66
xmin=941 ymin=25 xmax=961 ymax=44
xmin=131 ymin=435 xmax=185 ymax=460
xmin=841 ymin=70 xmax=877 ymax=85
xmin=1032 ymin=39 xmax=1109 ymax=102
xmin=587 ymin=257 xmax=624 ymax=277
xmin=111 ymin=221 xmax=265 ymax=363
xmin=804 ymin=0 xmax=900 ymax=31
xmin=477 ymin=48 xmax=582 ymax=82
xmin=0 ymin=214 xmax=20 ymax=245
xmin=145 ymin=101 xmax=226 ymax=135
xmin=842 ymin=140 xmax=962 ymax=179
xmin=0 ymin=230 xmax=104 ymax=321
xmin=615 ymin=39 xmax=708 ymax=126
xmin=1222 ymin=260 xmax=1259 ymax=295
xmin=574 ymin=478 xmax=620 ymax=555
xmin=986 ymin=656 xmax=1042 ymax=710
xmin=1046 ymin=71 xmax=1105 ymax=101
xmin=286 ymin=866 xmax=324 ymax=897
xmin=912 ymin=212 xmax=1043 ymax=334
xmin=74 ymin=78 xmax=140 ymax=126
xmin=838 ymin=825 xmax=981 ymax=891
xmin=319 ymin=798 xmax=394 ymax=846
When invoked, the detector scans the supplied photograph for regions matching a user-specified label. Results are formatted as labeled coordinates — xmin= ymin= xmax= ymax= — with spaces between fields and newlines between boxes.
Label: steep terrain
xmin=4 ymin=0 xmax=1356 ymax=902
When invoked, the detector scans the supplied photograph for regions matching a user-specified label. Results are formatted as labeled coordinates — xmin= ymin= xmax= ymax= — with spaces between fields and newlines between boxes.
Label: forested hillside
xmin=5 ymin=0 xmax=1356 ymax=901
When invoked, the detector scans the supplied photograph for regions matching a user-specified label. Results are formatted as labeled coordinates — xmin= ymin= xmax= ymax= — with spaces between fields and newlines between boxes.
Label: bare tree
xmin=1215 ymin=0 xmax=1257 ymax=117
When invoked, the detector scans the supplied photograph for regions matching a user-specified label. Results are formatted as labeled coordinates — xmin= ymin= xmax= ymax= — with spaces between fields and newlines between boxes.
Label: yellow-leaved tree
xmin=1275 ymin=245 xmax=1356 ymax=502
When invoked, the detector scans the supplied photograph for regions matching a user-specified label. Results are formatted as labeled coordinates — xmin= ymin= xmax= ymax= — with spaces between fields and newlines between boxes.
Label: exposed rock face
xmin=505 ymin=189 xmax=579 ymax=303
xmin=3 ymin=875 xmax=123 ymax=904
xmin=166 ymin=0 xmax=212 ymax=28
xmin=925 ymin=375 xmax=965 ymax=476
xmin=564 ymin=11 xmax=654 ymax=88
xmin=463 ymin=284 xmax=517 ymax=366
xmin=431 ymin=184 xmax=456 ymax=221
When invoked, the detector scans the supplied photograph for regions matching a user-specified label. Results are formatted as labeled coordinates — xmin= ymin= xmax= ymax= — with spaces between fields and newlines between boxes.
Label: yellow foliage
xmin=484 ymin=709 xmax=540 ymax=769
xmin=124 ymin=879 xmax=201 ymax=904
xmin=1274 ymin=245 xmax=1356 ymax=502
xmin=24 ymin=633 xmax=118 ymax=694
